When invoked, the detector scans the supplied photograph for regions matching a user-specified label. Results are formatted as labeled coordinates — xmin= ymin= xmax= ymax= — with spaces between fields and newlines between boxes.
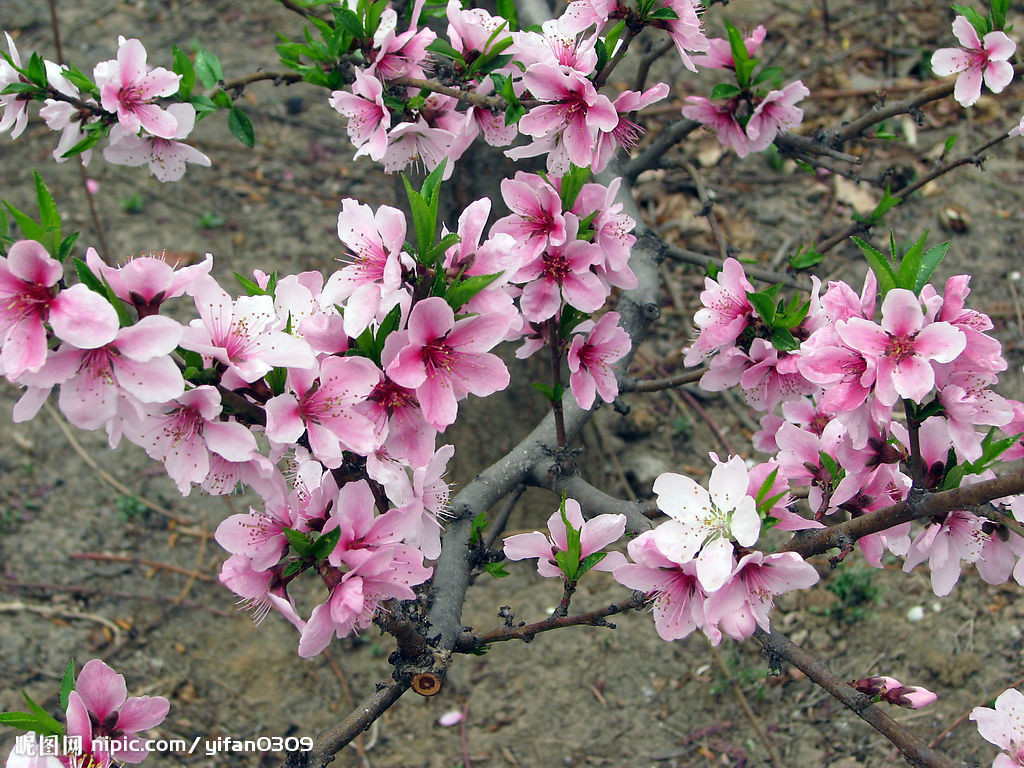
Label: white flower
xmin=651 ymin=454 xmax=761 ymax=592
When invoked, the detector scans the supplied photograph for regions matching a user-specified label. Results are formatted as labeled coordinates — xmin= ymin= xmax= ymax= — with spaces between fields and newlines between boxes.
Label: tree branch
xmin=754 ymin=627 xmax=958 ymax=768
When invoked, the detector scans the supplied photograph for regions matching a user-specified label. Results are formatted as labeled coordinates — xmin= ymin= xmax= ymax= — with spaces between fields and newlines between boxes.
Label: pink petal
xmin=76 ymin=659 xmax=128 ymax=721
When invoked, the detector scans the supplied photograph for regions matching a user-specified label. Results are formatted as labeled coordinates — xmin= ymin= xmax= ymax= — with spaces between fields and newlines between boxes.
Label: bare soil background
xmin=1 ymin=1 xmax=1023 ymax=766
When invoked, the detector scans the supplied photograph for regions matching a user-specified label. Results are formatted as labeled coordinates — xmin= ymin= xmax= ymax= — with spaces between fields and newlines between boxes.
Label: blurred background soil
xmin=1 ymin=0 xmax=1023 ymax=765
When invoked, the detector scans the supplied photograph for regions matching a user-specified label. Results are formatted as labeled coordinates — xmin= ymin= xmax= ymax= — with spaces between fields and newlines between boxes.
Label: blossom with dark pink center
xmin=746 ymin=80 xmax=809 ymax=152
xmin=102 ymin=102 xmax=210 ymax=182
xmin=65 ymin=659 xmax=169 ymax=765
xmin=329 ymin=68 xmax=391 ymax=162
xmin=264 ymin=356 xmax=379 ymax=467
xmin=932 ymin=16 xmax=1016 ymax=107
xmin=837 ymin=288 xmax=965 ymax=406
xmin=691 ymin=25 xmax=766 ymax=69
xmin=94 ymin=36 xmax=181 ymax=139
xmin=682 ymin=97 xmax=749 ymax=156
xmin=567 ymin=312 xmax=630 ymax=409
xmin=385 ymin=297 xmax=510 ymax=429
xmin=492 ymin=172 xmax=567 ymax=261
xmin=85 ymin=247 xmax=213 ymax=317
xmin=683 ymin=257 xmax=754 ymax=366
xmin=0 ymin=240 xmax=119 ymax=379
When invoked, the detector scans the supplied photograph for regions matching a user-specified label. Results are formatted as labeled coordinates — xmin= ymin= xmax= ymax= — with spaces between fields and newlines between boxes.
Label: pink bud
xmin=85 ymin=178 xmax=100 ymax=195
xmin=896 ymin=686 xmax=938 ymax=709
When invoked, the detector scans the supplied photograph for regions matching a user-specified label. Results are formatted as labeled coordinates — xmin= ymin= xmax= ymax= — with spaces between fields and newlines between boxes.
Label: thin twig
xmin=70 ymin=552 xmax=216 ymax=582
xmin=754 ymin=627 xmax=957 ymax=768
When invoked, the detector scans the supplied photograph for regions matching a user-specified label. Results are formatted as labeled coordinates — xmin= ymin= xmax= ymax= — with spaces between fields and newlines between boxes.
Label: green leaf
xmin=3 ymin=202 xmax=46 ymax=244
xmin=819 ymin=451 xmax=840 ymax=481
xmin=33 ymin=172 xmax=60 ymax=232
xmin=194 ymin=48 xmax=224 ymax=89
xmin=559 ymin=164 xmax=591 ymax=210
xmin=483 ymin=562 xmax=510 ymax=578
xmin=62 ymin=63 xmax=97 ymax=96
xmin=710 ymin=82 xmax=742 ymax=100
xmin=895 ymin=230 xmax=929 ymax=292
xmin=282 ymin=560 xmax=305 ymax=578
xmin=310 ymin=527 xmax=341 ymax=560
xmin=469 ymin=511 xmax=488 ymax=544
xmin=504 ymin=100 xmax=526 ymax=126
xmin=951 ymin=4 xmax=990 ymax=35
xmin=446 ymin=272 xmax=503 ymax=310
xmin=266 ymin=366 xmax=288 ymax=396
xmin=333 ymin=7 xmax=366 ymax=38
xmin=913 ymin=241 xmax=950 ymax=294
xmin=554 ymin=549 xmax=579 ymax=580
xmin=1 ymin=82 xmax=42 ymax=95
xmin=769 ymin=327 xmax=799 ymax=352
xmin=865 ymin=185 xmax=901 ymax=225
xmin=59 ymin=128 xmax=103 ymax=159
xmin=172 ymin=45 xmax=196 ymax=99
xmin=73 ymin=258 xmax=132 ymax=326
xmin=788 ymin=245 xmax=825 ymax=270
xmin=426 ymin=38 xmax=465 ymax=64
xmin=603 ymin=20 xmax=626 ymax=54
xmin=746 ymin=290 xmax=777 ymax=325
xmin=0 ymin=712 xmax=45 ymax=730
xmin=60 ymin=660 xmax=75 ymax=711
xmin=211 ymin=89 xmax=232 ymax=109
xmin=228 ymin=107 xmax=255 ymax=148
xmin=21 ymin=692 xmax=62 ymax=737
xmin=990 ymin=0 xmax=1009 ymax=29
xmin=647 ymin=6 xmax=679 ymax=19
xmin=55 ymin=232 xmax=78 ymax=262
xmin=496 ymin=0 xmax=518 ymax=30
xmin=724 ymin=19 xmax=753 ymax=88
xmin=234 ymin=272 xmax=268 ymax=296
xmin=851 ymin=236 xmax=897 ymax=296
xmin=283 ymin=528 xmax=313 ymax=557
xmin=27 ymin=52 xmax=47 ymax=87
xmin=190 ymin=94 xmax=219 ymax=117
xmin=576 ymin=551 xmax=607 ymax=579
xmin=752 ymin=66 xmax=783 ymax=86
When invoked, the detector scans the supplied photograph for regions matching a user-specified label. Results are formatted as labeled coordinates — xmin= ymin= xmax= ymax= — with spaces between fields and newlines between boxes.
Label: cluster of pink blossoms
xmin=682 ymin=256 xmax=1024 ymax=596
xmin=1 ymin=159 xmax=636 ymax=653
xmin=5 ymin=660 xmax=169 ymax=768
xmin=0 ymin=35 xmax=209 ymax=180
xmin=326 ymin=0 xmax=705 ymax=177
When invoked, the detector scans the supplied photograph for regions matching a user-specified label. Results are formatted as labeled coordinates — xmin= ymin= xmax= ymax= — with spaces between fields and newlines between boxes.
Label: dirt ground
xmin=1 ymin=0 xmax=1024 ymax=766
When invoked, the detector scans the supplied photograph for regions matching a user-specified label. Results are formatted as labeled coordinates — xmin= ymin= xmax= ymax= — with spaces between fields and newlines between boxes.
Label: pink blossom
xmin=382 ymin=118 xmax=455 ymax=176
xmin=322 ymin=199 xmax=409 ymax=338
xmin=567 ymin=312 xmax=630 ymax=409
xmin=591 ymin=84 xmax=669 ymax=172
xmin=850 ymin=676 xmax=938 ymax=708
xmin=181 ymin=276 xmax=315 ymax=382
xmin=219 ymin=553 xmax=304 ymax=628
xmin=492 ymin=172 xmax=567 ymax=261
xmin=903 ymin=508 xmax=987 ymax=596
xmin=0 ymin=33 xmax=29 ymax=139
xmin=682 ymin=96 xmax=749 ymax=157
xmin=651 ymin=0 xmax=710 ymax=72
xmin=384 ymin=444 xmax=455 ymax=559
xmin=691 ymin=25 xmax=766 ymax=69
xmin=359 ymin=363 xmax=436 ymax=467
xmin=512 ymin=20 xmax=599 ymax=73
xmin=15 ymin=314 xmax=185 ymax=431
xmin=970 ymin=687 xmax=1024 ymax=767
xmin=613 ymin=531 xmax=717 ymax=643
xmin=94 ymin=36 xmax=181 ymax=138
xmin=651 ymin=455 xmax=761 ymax=592
xmin=0 ymin=240 xmax=119 ymax=379
xmin=932 ymin=16 xmax=1016 ymax=108
xmin=736 ymin=338 xmax=816 ymax=412
xmin=515 ymin=217 xmax=608 ymax=322
xmin=703 ymin=551 xmax=819 ymax=640
xmin=838 ymin=288 xmax=966 ymax=406
xmin=131 ymin=386 xmax=258 ymax=494
xmin=746 ymin=81 xmax=809 ymax=152
xmin=1011 ymin=115 xmax=1024 ymax=138
xmin=558 ymin=0 xmax=619 ymax=35
xmin=103 ymin=102 xmax=211 ymax=182
xmin=368 ymin=19 xmax=435 ymax=81
xmin=683 ymin=257 xmax=754 ymax=366
xmin=385 ymin=297 xmax=510 ymax=429
xmin=572 ymin=178 xmax=636 ymax=288
xmin=514 ymin=64 xmax=618 ymax=175
xmin=216 ymin=500 xmax=299 ymax=572
xmin=505 ymin=498 xmax=626 ymax=577
xmin=85 ymin=247 xmax=213 ymax=316
xmin=265 ymin=356 xmax=379 ymax=466
xmin=65 ymin=659 xmax=169 ymax=765
xmin=329 ymin=68 xmax=391 ymax=161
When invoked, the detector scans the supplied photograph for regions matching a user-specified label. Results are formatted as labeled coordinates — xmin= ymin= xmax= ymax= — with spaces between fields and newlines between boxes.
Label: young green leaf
xmin=283 ymin=528 xmax=313 ymax=557
xmin=228 ymin=107 xmax=255 ymax=148
xmin=746 ymin=290 xmax=777 ymax=325
xmin=33 ymin=172 xmax=60 ymax=232
xmin=194 ymin=49 xmax=224 ymax=89
xmin=446 ymin=272 xmax=503 ymax=311
xmin=851 ymin=236 xmax=897 ymax=296
xmin=710 ymin=83 xmax=742 ymax=100
xmin=172 ymin=45 xmax=196 ymax=99
xmin=483 ymin=562 xmax=510 ymax=578
xmin=309 ymin=527 xmax=341 ymax=560
xmin=60 ymin=660 xmax=76 ymax=710
xmin=21 ymin=692 xmax=62 ymax=737
xmin=496 ymin=0 xmax=519 ymax=30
